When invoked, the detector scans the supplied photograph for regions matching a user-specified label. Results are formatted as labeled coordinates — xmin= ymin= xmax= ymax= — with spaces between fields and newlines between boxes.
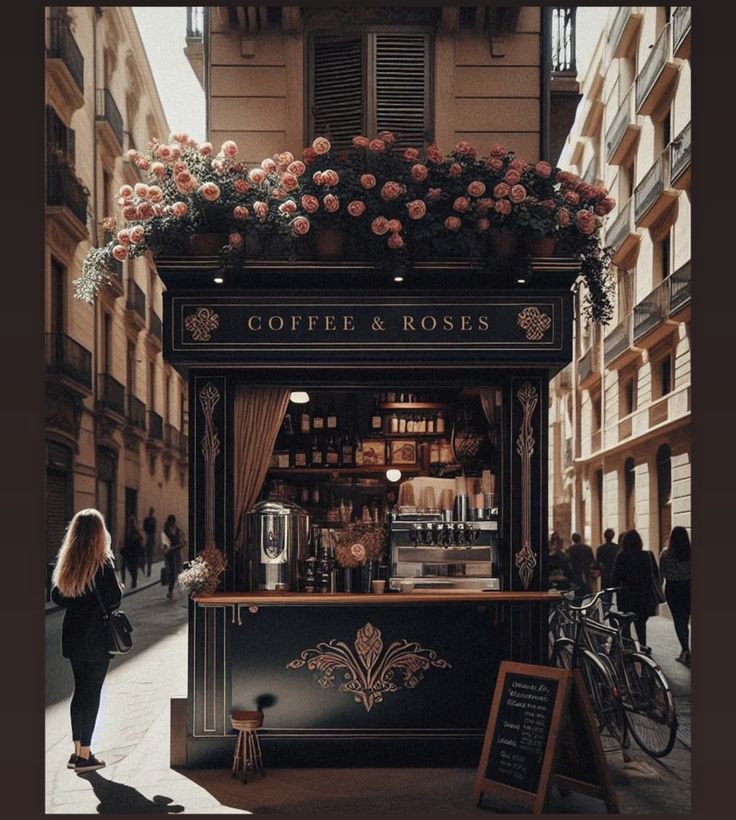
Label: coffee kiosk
xmin=160 ymin=256 xmax=576 ymax=767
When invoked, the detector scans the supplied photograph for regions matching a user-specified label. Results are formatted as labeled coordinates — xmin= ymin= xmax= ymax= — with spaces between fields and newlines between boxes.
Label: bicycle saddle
xmin=606 ymin=610 xmax=638 ymax=629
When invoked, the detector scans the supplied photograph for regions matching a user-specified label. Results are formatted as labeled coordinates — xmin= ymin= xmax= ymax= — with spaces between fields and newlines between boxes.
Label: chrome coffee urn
xmin=244 ymin=498 xmax=310 ymax=591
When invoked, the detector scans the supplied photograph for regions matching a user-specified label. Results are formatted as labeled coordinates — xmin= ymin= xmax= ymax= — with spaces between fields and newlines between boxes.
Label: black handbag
xmin=648 ymin=553 xmax=666 ymax=608
xmin=94 ymin=585 xmax=134 ymax=655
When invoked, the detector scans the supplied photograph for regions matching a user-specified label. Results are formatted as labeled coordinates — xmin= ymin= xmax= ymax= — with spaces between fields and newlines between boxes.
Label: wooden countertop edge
xmin=192 ymin=591 xmax=561 ymax=605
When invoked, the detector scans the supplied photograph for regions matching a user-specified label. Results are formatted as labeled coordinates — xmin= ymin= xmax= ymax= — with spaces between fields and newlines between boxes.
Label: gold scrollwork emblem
xmin=286 ymin=623 xmax=451 ymax=712
xmin=185 ymin=307 xmax=220 ymax=341
xmin=515 ymin=382 xmax=539 ymax=590
xmin=517 ymin=306 xmax=552 ymax=341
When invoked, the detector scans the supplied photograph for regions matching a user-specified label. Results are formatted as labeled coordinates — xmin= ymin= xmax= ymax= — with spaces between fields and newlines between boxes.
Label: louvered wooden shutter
xmin=370 ymin=33 xmax=430 ymax=149
xmin=311 ymin=35 xmax=364 ymax=151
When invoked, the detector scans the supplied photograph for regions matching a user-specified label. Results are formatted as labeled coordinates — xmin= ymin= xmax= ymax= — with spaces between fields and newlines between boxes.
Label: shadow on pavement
xmin=78 ymin=771 xmax=185 ymax=814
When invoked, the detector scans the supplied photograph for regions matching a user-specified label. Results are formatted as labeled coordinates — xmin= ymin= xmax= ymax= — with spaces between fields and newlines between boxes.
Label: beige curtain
xmin=234 ymin=386 xmax=291 ymax=548
xmin=479 ymin=387 xmax=501 ymax=428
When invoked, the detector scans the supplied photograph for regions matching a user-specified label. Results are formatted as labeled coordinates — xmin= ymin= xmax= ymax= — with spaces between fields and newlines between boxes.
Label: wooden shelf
xmin=380 ymin=402 xmax=449 ymax=410
xmin=383 ymin=432 xmax=447 ymax=439
xmin=268 ymin=466 xmax=422 ymax=478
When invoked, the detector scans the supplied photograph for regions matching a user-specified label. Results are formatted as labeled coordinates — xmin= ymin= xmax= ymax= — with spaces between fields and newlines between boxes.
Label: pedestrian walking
xmin=612 ymin=529 xmax=661 ymax=646
xmin=567 ymin=532 xmax=597 ymax=596
xmin=163 ymin=514 xmax=186 ymax=599
xmin=142 ymin=507 xmax=157 ymax=578
xmin=121 ymin=516 xmax=143 ymax=590
xmin=548 ymin=531 xmax=572 ymax=591
xmin=595 ymin=528 xmax=620 ymax=590
xmin=659 ymin=526 xmax=692 ymax=665
xmin=50 ymin=508 xmax=123 ymax=773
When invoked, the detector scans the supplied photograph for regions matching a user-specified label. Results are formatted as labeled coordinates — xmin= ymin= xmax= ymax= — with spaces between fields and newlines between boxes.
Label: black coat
xmin=51 ymin=561 xmax=123 ymax=660
xmin=612 ymin=550 xmax=660 ymax=619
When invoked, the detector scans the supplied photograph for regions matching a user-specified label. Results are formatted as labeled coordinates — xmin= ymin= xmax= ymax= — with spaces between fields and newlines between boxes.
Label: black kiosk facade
xmin=160 ymin=258 xmax=576 ymax=768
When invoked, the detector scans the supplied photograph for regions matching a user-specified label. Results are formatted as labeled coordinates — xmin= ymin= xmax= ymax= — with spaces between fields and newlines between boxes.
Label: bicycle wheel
xmin=623 ymin=652 xmax=678 ymax=758
xmin=577 ymin=648 xmax=628 ymax=751
xmin=550 ymin=637 xmax=575 ymax=670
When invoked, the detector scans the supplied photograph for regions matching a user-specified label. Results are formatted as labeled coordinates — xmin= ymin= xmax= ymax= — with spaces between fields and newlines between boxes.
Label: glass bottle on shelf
xmin=325 ymin=436 xmax=340 ymax=466
xmin=294 ymin=439 xmax=308 ymax=468
xmin=312 ymin=403 xmax=325 ymax=431
xmin=436 ymin=412 xmax=446 ymax=434
xmin=299 ymin=407 xmax=311 ymax=434
xmin=341 ymin=431 xmax=355 ymax=467
xmin=427 ymin=415 xmax=435 ymax=434
xmin=418 ymin=415 xmax=426 ymax=433
xmin=398 ymin=415 xmax=407 ymax=434
xmin=371 ymin=398 xmax=382 ymax=431
xmin=389 ymin=411 xmax=399 ymax=434
xmin=407 ymin=415 xmax=415 ymax=434
xmin=310 ymin=437 xmax=324 ymax=467
xmin=326 ymin=399 xmax=338 ymax=430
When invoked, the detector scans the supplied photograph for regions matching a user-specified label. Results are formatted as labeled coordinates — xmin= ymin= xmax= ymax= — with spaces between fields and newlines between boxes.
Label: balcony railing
xmin=187 ymin=6 xmax=204 ymax=38
xmin=98 ymin=373 xmax=126 ymax=417
xmin=604 ymin=313 xmax=634 ymax=368
xmin=672 ymin=7 xmax=691 ymax=58
xmin=96 ymin=88 xmax=124 ymax=148
xmin=605 ymin=84 xmax=639 ymax=164
xmin=165 ymin=423 xmax=182 ymax=451
xmin=634 ymin=149 xmax=677 ymax=228
xmin=670 ymin=121 xmax=691 ymax=188
xmin=551 ymin=7 xmax=576 ymax=74
xmin=149 ymin=311 xmax=163 ymax=341
xmin=583 ymin=155 xmax=599 ymax=185
xmin=669 ymin=262 xmax=691 ymax=315
xmin=45 ymin=333 xmax=92 ymax=391
xmin=633 ymin=278 xmax=669 ymax=344
xmin=48 ymin=17 xmax=84 ymax=93
xmin=578 ymin=346 xmax=593 ymax=384
xmin=148 ymin=411 xmax=164 ymax=441
xmin=608 ymin=7 xmax=642 ymax=58
xmin=127 ymin=395 xmax=147 ymax=431
xmin=636 ymin=22 xmax=677 ymax=115
xmin=46 ymin=154 xmax=88 ymax=228
xmin=126 ymin=280 xmax=146 ymax=324
xmin=606 ymin=197 xmax=639 ymax=265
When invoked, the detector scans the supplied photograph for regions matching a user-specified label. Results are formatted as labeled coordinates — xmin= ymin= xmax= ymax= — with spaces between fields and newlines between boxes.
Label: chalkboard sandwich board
xmin=472 ymin=661 xmax=618 ymax=814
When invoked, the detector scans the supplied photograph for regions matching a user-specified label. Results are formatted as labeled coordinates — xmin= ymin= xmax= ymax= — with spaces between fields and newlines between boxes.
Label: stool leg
xmin=231 ymin=731 xmax=242 ymax=778
xmin=254 ymin=730 xmax=265 ymax=776
xmin=242 ymin=730 xmax=249 ymax=784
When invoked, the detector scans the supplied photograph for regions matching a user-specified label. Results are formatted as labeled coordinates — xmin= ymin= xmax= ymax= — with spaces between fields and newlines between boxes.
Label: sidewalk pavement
xmin=45 ymin=591 xmax=690 ymax=815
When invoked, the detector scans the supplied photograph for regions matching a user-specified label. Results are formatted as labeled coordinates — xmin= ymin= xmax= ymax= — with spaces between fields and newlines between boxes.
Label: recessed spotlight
xmin=386 ymin=468 xmax=402 ymax=482
xmin=213 ymin=276 xmax=224 ymax=284
xmin=289 ymin=391 xmax=310 ymax=404
xmin=516 ymin=278 xmax=526 ymax=284
xmin=393 ymin=275 xmax=404 ymax=283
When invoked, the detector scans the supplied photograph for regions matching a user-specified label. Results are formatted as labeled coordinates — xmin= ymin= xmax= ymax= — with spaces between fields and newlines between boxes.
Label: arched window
xmin=624 ymin=457 xmax=635 ymax=530
xmin=656 ymin=444 xmax=672 ymax=553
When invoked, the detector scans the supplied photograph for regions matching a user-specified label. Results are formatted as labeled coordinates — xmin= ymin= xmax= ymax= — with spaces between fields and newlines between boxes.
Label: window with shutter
xmin=309 ymin=31 xmax=431 ymax=150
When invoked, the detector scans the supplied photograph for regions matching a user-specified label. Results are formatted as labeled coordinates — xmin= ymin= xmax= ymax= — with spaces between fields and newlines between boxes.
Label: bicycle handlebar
xmin=557 ymin=586 xmax=622 ymax=613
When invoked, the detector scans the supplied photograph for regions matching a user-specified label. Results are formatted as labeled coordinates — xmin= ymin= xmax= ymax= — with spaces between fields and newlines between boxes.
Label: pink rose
xmin=454 ymin=140 xmax=477 ymax=158
xmin=387 ymin=219 xmax=402 ymax=233
xmin=352 ymin=136 xmax=370 ymax=149
xmin=406 ymin=200 xmax=427 ymax=220
xmin=368 ymin=139 xmax=386 ymax=152
xmin=134 ymin=183 xmax=149 ymax=198
xmin=129 ymin=225 xmax=145 ymax=244
xmin=287 ymin=160 xmax=306 ymax=177
xmin=228 ymin=232 xmax=243 ymax=248
xmin=448 ymin=162 xmax=463 ymax=177
xmin=117 ymin=229 xmax=130 ymax=245
xmin=403 ymin=147 xmax=420 ymax=162
xmin=199 ymin=182 xmax=221 ymax=202
xmin=136 ymin=158 xmax=150 ymax=171
xmin=248 ymin=168 xmax=266 ymax=185
xmin=253 ymin=201 xmax=269 ymax=219
xmin=261 ymin=158 xmax=277 ymax=173
xmin=347 ymin=200 xmax=366 ymax=217
xmin=577 ymin=182 xmax=596 ymax=200
xmin=280 ymin=172 xmax=299 ymax=191
xmin=233 ymin=205 xmax=249 ymax=220
xmin=147 ymin=186 xmax=163 ymax=203
xmin=535 ymin=161 xmax=552 ymax=179
xmin=136 ymin=203 xmax=153 ymax=220
xmin=278 ymin=199 xmax=297 ymax=215
xmin=411 ymin=164 xmax=429 ymax=182
xmin=485 ymin=157 xmax=504 ymax=172
xmin=371 ymin=216 xmax=389 ymax=236
xmin=427 ymin=187 xmax=442 ymax=202
xmin=541 ymin=199 xmax=556 ymax=211
xmin=556 ymin=171 xmax=578 ymax=186
xmin=199 ymin=142 xmax=213 ymax=156
xmin=118 ymin=185 xmax=134 ymax=199
xmin=112 ymin=244 xmax=128 ymax=262
xmin=312 ymin=136 xmax=331 ymax=155
xmin=387 ymin=233 xmax=404 ymax=249
xmin=303 ymin=147 xmax=317 ymax=163
xmin=360 ymin=174 xmax=377 ymax=190
xmin=597 ymin=196 xmax=616 ymax=215
xmin=426 ymin=144 xmax=443 ymax=164
xmin=444 ymin=216 xmax=462 ymax=232
xmin=322 ymin=169 xmax=340 ymax=187
xmin=476 ymin=198 xmax=493 ymax=215
xmin=170 ymin=146 xmax=181 ymax=160
xmin=323 ymin=194 xmax=340 ymax=213
xmin=172 ymin=161 xmax=187 ymax=176
xmin=234 ymin=178 xmax=250 ymax=194
xmin=152 ymin=204 xmax=164 ymax=217
xmin=122 ymin=205 xmax=137 ymax=221
xmin=558 ymin=207 xmax=571 ymax=227
xmin=493 ymin=182 xmax=511 ymax=199
xmin=467 ymin=181 xmax=486 ymax=198
xmin=494 ymin=199 xmax=512 ymax=216
xmin=156 ymin=145 xmax=173 ymax=162
xmin=453 ymin=196 xmax=470 ymax=213
xmin=381 ymin=181 xmax=402 ymax=201
xmin=509 ymin=184 xmax=527 ymax=204
xmin=273 ymin=151 xmax=293 ymax=168
xmin=150 ymin=162 xmax=166 ymax=178
xmin=489 ymin=144 xmax=507 ymax=158
xmin=564 ymin=190 xmax=581 ymax=205
xmin=172 ymin=202 xmax=189 ymax=218
xmin=312 ymin=171 xmax=325 ymax=186
xmin=477 ymin=217 xmax=490 ymax=231
xmin=290 ymin=216 xmax=311 ymax=236
xmin=504 ymin=169 xmax=521 ymax=186
xmin=511 ymin=157 xmax=528 ymax=173
xmin=211 ymin=160 xmax=225 ymax=174
xmin=377 ymin=130 xmax=396 ymax=145
xmin=576 ymin=210 xmax=597 ymax=235
xmin=125 ymin=149 xmax=138 ymax=163
xmin=301 ymin=194 xmax=319 ymax=213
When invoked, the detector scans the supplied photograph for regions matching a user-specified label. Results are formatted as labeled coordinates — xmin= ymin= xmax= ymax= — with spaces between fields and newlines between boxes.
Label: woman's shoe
xmin=67 ymin=754 xmax=77 ymax=769
xmin=74 ymin=753 xmax=106 ymax=773
xmin=683 ymin=650 xmax=691 ymax=665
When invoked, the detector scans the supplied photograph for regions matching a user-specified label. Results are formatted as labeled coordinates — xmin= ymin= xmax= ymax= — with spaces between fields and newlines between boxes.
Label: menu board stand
xmin=473 ymin=662 xmax=619 ymax=814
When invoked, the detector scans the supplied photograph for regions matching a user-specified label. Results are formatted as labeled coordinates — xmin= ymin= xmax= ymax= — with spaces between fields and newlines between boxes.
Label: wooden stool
xmin=230 ymin=710 xmax=264 ymax=783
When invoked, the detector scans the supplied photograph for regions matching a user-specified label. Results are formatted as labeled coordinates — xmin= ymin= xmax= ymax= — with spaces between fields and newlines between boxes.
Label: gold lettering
xmin=268 ymin=315 xmax=284 ymax=331
xmin=343 ymin=315 xmax=355 ymax=331
xmin=247 ymin=315 xmax=262 ymax=331
xmin=461 ymin=315 xmax=472 ymax=331
xmin=421 ymin=315 xmax=437 ymax=332
xmin=403 ymin=316 xmax=416 ymax=331
xmin=291 ymin=315 xmax=301 ymax=332
xmin=324 ymin=315 xmax=336 ymax=331
xmin=308 ymin=315 xmax=319 ymax=331
xmin=443 ymin=316 xmax=454 ymax=331
xmin=478 ymin=315 xmax=489 ymax=331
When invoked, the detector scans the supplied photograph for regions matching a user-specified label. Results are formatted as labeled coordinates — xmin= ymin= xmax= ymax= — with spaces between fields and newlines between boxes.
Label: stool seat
xmin=231 ymin=710 xmax=263 ymax=730
xmin=230 ymin=710 xmax=265 ymax=783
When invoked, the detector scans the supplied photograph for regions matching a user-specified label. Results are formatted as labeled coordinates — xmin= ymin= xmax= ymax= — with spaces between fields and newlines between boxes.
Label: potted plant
xmin=177 ymin=544 xmax=228 ymax=599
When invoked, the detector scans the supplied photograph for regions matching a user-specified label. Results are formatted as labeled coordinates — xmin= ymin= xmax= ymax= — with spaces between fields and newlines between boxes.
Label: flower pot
xmin=313 ymin=228 xmax=346 ymax=261
xmin=526 ymin=234 xmax=558 ymax=258
xmin=489 ymin=230 xmax=518 ymax=263
xmin=189 ymin=233 xmax=228 ymax=256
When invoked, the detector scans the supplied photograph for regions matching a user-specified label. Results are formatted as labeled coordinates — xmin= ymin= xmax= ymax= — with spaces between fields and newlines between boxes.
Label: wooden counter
xmin=193 ymin=590 xmax=561 ymax=606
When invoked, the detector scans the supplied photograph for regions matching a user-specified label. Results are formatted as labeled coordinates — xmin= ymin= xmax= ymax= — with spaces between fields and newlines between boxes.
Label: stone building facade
xmin=550 ymin=7 xmax=691 ymax=553
xmin=45 ymin=6 xmax=189 ymax=573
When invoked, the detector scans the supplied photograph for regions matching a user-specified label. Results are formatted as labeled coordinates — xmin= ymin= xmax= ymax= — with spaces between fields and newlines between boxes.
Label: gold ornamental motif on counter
xmin=517 ymin=306 xmax=552 ymax=341
xmin=286 ymin=623 xmax=451 ymax=712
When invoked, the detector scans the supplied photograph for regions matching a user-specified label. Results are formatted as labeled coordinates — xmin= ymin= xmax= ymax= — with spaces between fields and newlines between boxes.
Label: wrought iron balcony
xmin=636 ymin=22 xmax=679 ymax=117
xmin=148 ymin=411 xmax=164 ymax=441
xmin=48 ymin=17 xmax=84 ymax=94
xmin=670 ymin=121 xmax=691 ymax=190
xmin=127 ymin=394 xmax=147 ymax=432
xmin=604 ymin=313 xmax=637 ymax=369
xmin=551 ymin=7 xmax=576 ymax=75
xmin=605 ymin=84 xmax=640 ymax=165
xmin=96 ymin=88 xmax=125 ymax=151
xmin=45 ymin=333 xmax=92 ymax=393
xmin=46 ymin=154 xmax=89 ymax=239
xmin=180 ymin=433 xmax=189 ymax=460
xmin=97 ymin=373 xmax=126 ymax=418
xmin=607 ymin=7 xmax=643 ymax=59
xmin=634 ymin=149 xmax=679 ymax=229
xmin=186 ymin=6 xmax=204 ymax=38
xmin=583 ymin=155 xmax=601 ymax=186
xmin=164 ymin=423 xmax=182 ymax=451
xmin=669 ymin=261 xmax=691 ymax=317
xmin=606 ymin=197 xmax=640 ymax=266
xmin=672 ymin=7 xmax=691 ymax=59
xmin=149 ymin=311 xmax=163 ymax=342
xmin=633 ymin=278 xmax=674 ymax=347
xmin=125 ymin=280 xmax=146 ymax=330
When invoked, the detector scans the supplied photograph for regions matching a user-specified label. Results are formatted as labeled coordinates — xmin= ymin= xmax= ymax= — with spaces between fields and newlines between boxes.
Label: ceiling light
xmin=385 ymin=469 xmax=402 ymax=482
xmin=393 ymin=276 xmax=404 ymax=283
xmin=213 ymin=276 xmax=224 ymax=284
xmin=289 ymin=391 xmax=310 ymax=404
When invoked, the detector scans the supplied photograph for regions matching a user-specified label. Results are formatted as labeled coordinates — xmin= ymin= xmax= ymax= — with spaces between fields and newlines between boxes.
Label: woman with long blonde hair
xmin=51 ymin=509 xmax=122 ymax=773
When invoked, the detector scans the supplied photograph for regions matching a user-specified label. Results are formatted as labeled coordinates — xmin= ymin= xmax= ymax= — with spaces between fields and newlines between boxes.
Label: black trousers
xmin=165 ymin=549 xmax=182 ymax=593
xmin=665 ymin=579 xmax=691 ymax=653
xmin=633 ymin=617 xmax=649 ymax=647
xmin=70 ymin=657 xmax=111 ymax=747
